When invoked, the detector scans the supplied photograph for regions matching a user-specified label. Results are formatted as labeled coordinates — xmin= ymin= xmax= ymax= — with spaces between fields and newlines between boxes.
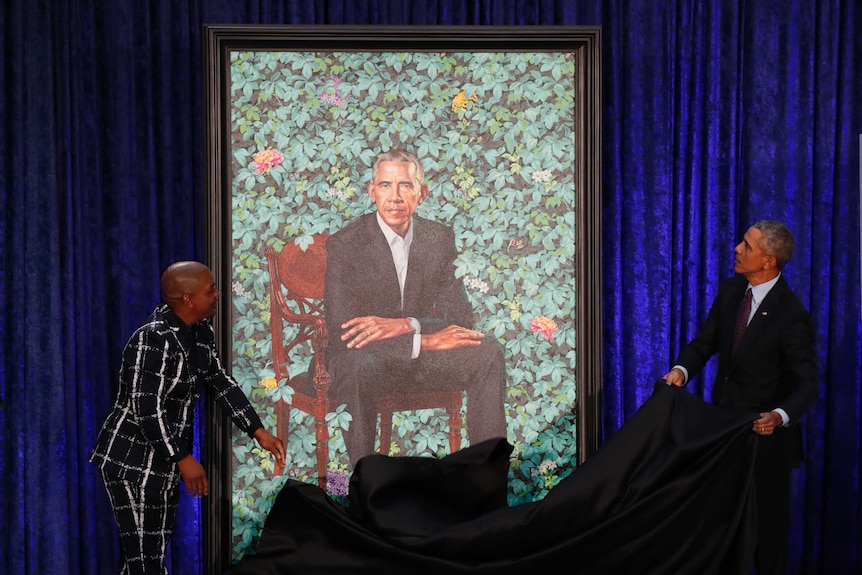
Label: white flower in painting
xmin=232 ymin=281 xmax=251 ymax=299
xmin=531 ymin=169 xmax=552 ymax=183
xmin=463 ymin=277 xmax=489 ymax=294
xmin=327 ymin=187 xmax=347 ymax=201
xmin=531 ymin=459 xmax=559 ymax=477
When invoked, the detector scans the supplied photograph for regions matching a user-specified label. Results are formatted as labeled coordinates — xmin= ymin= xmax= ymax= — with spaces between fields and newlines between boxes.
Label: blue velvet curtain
xmin=1 ymin=1 xmax=859 ymax=574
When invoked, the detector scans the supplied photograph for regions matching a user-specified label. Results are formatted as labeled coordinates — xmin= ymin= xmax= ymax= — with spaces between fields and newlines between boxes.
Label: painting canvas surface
xmin=223 ymin=47 xmax=579 ymax=560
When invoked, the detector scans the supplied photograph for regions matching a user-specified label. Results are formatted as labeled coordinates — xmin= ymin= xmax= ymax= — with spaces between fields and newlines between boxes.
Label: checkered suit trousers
xmin=100 ymin=468 xmax=180 ymax=575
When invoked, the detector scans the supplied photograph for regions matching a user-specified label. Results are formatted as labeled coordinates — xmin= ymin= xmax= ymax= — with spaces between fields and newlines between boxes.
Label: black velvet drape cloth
xmin=2 ymin=1 xmax=860 ymax=574
xmin=227 ymin=382 xmax=759 ymax=574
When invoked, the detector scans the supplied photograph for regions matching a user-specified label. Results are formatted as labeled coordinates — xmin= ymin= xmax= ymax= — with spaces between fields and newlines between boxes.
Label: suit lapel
xmin=363 ymin=215 xmax=403 ymax=309
xmin=733 ymin=277 xmax=786 ymax=359
xmin=403 ymin=218 xmax=428 ymax=310
xmin=158 ymin=305 xmax=199 ymax=379
xmin=168 ymin=323 xmax=196 ymax=378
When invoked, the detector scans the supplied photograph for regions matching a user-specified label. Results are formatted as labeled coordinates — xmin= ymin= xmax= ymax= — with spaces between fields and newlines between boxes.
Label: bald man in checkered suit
xmin=89 ymin=261 xmax=286 ymax=575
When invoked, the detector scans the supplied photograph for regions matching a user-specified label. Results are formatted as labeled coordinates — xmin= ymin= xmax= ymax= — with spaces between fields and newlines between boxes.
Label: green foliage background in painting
xmin=227 ymin=50 xmax=577 ymax=560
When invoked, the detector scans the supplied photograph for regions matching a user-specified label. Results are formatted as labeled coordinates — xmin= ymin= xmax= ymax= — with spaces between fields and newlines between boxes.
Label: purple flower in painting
xmin=326 ymin=469 xmax=350 ymax=497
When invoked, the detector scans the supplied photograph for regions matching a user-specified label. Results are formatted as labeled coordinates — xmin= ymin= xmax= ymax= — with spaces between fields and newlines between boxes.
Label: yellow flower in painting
xmin=530 ymin=316 xmax=559 ymax=343
xmin=258 ymin=377 xmax=278 ymax=392
xmin=452 ymin=90 xmax=478 ymax=112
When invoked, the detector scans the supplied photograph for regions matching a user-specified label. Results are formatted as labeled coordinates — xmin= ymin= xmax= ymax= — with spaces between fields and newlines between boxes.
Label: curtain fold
xmin=1 ymin=1 xmax=859 ymax=574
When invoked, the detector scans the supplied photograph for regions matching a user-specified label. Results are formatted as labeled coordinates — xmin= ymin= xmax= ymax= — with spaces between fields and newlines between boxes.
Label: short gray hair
xmin=371 ymin=149 xmax=425 ymax=187
xmin=753 ymin=220 xmax=795 ymax=269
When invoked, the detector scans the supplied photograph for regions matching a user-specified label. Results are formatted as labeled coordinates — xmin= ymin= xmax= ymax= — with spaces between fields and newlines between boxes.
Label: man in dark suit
xmin=663 ymin=220 xmax=819 ymax=574
xmin=89 ymin=261 xmax=285 ymax=575
xmin=324 ymin=149 xmax=507 ymax=465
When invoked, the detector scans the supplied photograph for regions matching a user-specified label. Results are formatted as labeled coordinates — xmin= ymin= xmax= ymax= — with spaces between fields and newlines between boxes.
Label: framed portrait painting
xmin=204 ymin=24 xmax=601 ymax=570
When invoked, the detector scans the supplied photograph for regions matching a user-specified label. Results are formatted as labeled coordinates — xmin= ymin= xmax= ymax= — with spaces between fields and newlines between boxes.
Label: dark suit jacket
xmin=89 ymin=304 xmax=262 ymax=492
xmin=324 ymin=213 xmax=475 ymax=363
xmin=675 ymin=273 xmax=819 ymax=469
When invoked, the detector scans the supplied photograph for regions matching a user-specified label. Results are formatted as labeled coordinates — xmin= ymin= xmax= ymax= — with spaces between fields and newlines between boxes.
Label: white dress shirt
xmin=376 ymin=213 xmax=422 ymax=358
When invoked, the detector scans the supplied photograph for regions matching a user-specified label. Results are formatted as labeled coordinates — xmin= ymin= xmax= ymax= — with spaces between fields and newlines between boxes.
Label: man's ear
xmin=419 ymin=184 xmax=429 ymax=203
xmin=367 ymin=182 xmax=376 ymax=202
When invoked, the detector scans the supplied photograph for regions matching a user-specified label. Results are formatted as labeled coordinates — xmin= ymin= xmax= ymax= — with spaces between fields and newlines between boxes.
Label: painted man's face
xmin=368 ymin=160 xmax=427 ymax=237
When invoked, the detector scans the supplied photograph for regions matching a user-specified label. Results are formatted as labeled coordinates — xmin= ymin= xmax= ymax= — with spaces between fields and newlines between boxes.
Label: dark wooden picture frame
xmin=204 ymin=24 xmax=601 ymax=571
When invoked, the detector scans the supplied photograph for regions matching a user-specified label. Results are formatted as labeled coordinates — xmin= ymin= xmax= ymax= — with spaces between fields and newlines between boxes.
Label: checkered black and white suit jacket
xmin=89 ymin=304 xmax=262 ymax=492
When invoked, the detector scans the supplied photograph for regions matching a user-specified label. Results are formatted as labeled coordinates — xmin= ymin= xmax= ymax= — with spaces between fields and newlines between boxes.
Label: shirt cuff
xmin=773 ymin=408 xmax=789 ymax=427
xmin=409 ymin=317 xmax=421 ymax=359
xmin=672 ymin=365 xmax=689 ymax=385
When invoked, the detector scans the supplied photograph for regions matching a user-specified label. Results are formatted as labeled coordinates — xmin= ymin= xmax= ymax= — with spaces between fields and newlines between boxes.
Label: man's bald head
xmin=161 ymin=261 xmax=210 ymax=304
xmin=160 ymin=261 xmax=219 ymax=324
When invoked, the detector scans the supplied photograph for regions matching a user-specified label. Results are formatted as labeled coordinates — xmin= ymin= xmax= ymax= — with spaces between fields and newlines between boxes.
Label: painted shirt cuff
xmin=409 ymin=317 xmax=421 ymax=359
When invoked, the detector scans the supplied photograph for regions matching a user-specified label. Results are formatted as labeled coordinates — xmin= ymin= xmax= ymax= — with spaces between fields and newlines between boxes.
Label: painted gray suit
xmin=324 ymin=213 xmax=507 ymax=463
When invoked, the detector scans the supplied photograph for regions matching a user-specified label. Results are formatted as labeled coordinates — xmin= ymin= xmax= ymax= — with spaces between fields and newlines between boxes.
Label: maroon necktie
xmin=732 ymin=288 xmax=752 ymax=352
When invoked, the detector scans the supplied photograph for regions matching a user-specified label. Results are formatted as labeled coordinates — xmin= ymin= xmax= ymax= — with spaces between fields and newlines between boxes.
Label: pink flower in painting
xmin=319 ymin=75 xmax=347 ymax=107
xmin=530 ymin=316 xmax=558 ymax=343
xmin=320 ymin=92 xmax=345 ymax=106
xmin=252 ymin=148 xmax=283 ymax=175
